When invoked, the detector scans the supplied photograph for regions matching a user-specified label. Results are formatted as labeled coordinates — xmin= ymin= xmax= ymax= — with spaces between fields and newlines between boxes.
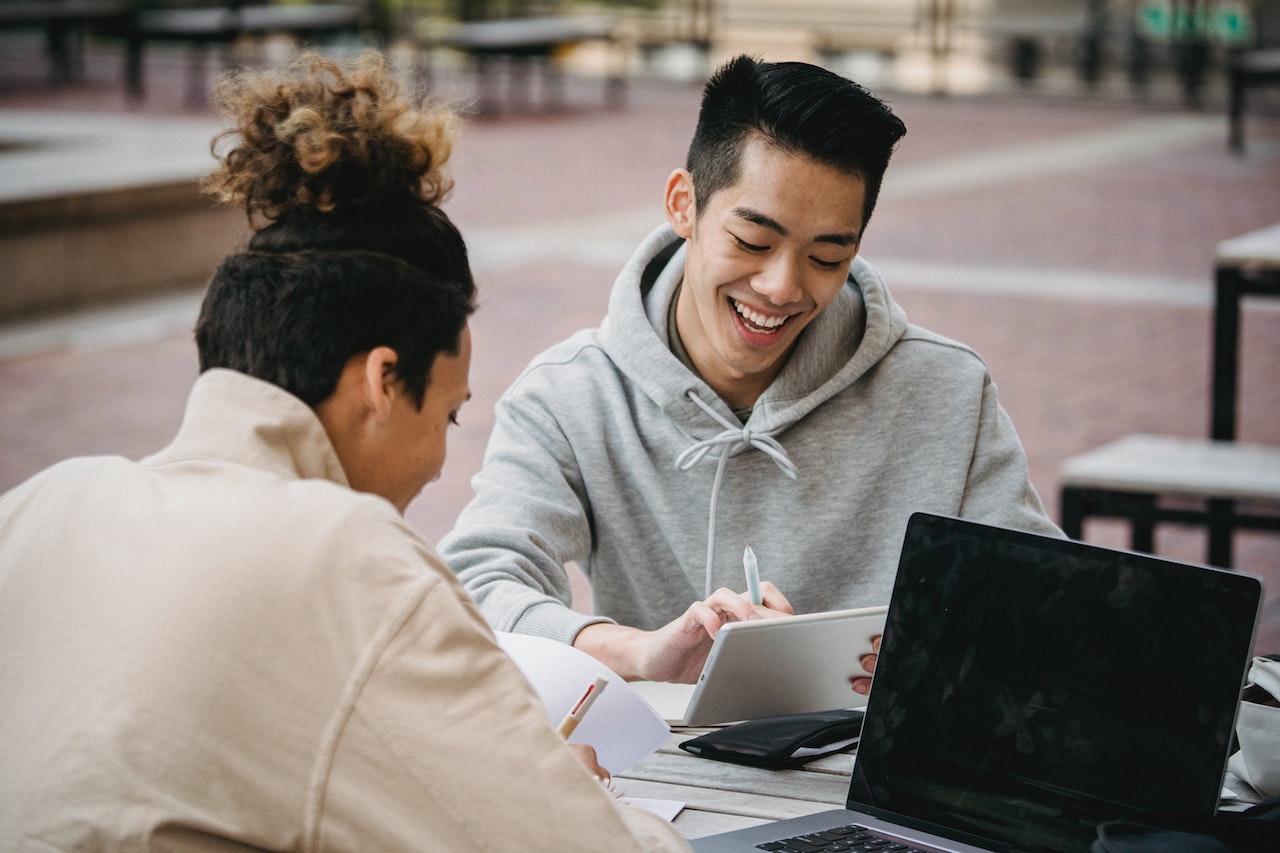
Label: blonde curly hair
xmin=203 ymin=50 xmax=457 ymax=223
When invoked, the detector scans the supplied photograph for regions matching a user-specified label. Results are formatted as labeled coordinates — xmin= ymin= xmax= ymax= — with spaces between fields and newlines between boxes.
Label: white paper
xmin=496 ymin=632 xmax=671 ymax=774
xmin=629 ymin=681 xmax=695 ymax=725
xmin=620 ymin=796 xmax=686 ymax=821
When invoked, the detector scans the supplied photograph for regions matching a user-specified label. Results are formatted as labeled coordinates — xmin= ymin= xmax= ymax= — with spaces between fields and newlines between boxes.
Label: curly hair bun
xmin=204 ymin=50 xmax=457 ymax=223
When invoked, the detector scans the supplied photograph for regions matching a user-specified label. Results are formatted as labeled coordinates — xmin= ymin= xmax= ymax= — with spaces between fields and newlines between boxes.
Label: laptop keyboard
xmin=756 ymin=823 xmax=929 ymax=852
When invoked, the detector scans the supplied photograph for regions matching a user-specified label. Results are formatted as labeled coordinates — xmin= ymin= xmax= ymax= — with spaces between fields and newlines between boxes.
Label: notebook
xmin=633 ymin=606 xmax=887 ymax=727
xmin=692 ymin=512 xmax=1263 ymax=853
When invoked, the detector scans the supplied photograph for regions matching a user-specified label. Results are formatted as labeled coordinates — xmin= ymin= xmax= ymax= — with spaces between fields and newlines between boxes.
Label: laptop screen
xmin=849 ymin=513 xmax=1262 ymax=853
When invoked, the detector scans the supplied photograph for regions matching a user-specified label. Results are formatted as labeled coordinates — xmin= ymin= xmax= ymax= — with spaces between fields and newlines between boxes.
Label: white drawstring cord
xmin=674 ymin=391 xmax=799 ymax=597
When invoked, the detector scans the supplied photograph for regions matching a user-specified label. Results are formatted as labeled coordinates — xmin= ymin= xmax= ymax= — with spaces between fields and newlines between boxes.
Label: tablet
xmin=632 ymin=605 xmax=888 ymax=727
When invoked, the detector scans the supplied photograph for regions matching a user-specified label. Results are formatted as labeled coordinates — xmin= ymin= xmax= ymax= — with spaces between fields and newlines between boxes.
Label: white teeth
xmin=732 ymin=299 xmax=786 ymax=330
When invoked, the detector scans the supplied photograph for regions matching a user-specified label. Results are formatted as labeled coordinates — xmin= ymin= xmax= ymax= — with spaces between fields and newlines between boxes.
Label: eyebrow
xmin=731 ymin=206 xmax=861 ymax=247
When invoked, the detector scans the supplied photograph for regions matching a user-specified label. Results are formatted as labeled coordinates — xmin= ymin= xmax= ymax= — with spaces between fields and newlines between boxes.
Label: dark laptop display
xmin=854 ymin=513 xmax=1261 ymax=851
xmin=692 ymin=513 xmax=1263 ymax=853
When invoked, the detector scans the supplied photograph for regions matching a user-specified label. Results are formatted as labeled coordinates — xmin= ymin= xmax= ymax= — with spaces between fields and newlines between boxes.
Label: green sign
xmin=1211 ymin=1 xmax=1253 ymax=45
xmin=1136 ymin=0 xmax=1253 ymax=45
xmin=1137 ymin=0 xmax=1172 ymax=39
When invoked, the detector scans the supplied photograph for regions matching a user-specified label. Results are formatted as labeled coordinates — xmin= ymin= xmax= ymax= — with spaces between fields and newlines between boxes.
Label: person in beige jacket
xmin=0 ymin=52 xmax=689 ymax=853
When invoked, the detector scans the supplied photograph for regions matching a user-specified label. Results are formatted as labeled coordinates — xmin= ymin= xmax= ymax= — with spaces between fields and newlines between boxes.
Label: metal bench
xmin=1059 ymin=434 xmax=1280 ymax=569
xmin=427 ymin=14 xmax=623 ymax=115
xmin=123 ymin=2 xmax=365 ymax=104
xmin=1227 ymin=48 xmax=1280 ymax=154
xmin=1060 ymin=223 xmax=1280 ymax=569
xmin=0 ymin=0 xmax=131 ymax=82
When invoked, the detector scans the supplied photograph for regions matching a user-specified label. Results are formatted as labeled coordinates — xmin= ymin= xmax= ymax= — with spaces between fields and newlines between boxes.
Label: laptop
xmin=692 ymin=512 xmax=1263 ymax=853
xmin=633 ymin=606 xmax=887 ymax=726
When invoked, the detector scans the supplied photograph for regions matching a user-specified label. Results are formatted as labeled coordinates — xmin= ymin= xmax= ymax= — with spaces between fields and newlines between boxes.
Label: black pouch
xmin=678 ymin=709 xmax=864 ymax=770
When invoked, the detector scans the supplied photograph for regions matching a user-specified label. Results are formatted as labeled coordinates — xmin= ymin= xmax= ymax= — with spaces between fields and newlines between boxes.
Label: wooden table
xmin=618 ymin=730 xmax=1260 ymax=841
xmin=616 ymin=728 xmax=852 ymax=839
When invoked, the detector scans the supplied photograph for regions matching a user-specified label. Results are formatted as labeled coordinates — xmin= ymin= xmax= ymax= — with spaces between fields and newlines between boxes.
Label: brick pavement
xmin=2 ymin=43 xmax=1279 ymax=652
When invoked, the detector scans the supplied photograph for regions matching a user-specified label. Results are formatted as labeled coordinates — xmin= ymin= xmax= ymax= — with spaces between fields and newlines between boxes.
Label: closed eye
xmin=812 ymin=257 xmax=844 ymax=270
xmin=732 ymin=234 xmax=768 ymax=253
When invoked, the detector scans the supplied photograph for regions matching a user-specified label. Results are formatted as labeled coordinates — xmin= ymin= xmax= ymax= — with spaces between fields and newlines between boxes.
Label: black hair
xmin=686 ymin=55 xmax=907 ymax=231
xmin=197 ymin=250 xmax=474 ymax=408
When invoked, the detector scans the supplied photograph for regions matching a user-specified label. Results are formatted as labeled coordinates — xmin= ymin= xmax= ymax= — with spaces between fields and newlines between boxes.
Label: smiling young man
xmin=441 ymin=56 xmax=1061 ymax=684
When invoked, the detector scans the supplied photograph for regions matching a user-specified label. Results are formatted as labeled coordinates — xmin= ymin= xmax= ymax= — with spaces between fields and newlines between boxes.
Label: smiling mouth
xmin=731 ymin=298 xmax=789 ymax=334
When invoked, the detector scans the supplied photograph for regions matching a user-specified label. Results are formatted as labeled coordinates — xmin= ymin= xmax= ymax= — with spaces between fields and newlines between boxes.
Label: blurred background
xmin=2 ymin=0 xmax=1278 ymax=652
xmin=3 ymin=1 xmax=1276 ymax=106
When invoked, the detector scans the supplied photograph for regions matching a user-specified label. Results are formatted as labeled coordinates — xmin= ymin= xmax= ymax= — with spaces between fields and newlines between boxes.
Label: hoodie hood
xmin=600 ymin=224 xmax=910 ymax=434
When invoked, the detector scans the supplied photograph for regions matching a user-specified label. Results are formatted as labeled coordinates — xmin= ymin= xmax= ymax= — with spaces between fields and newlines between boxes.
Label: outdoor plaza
xmin=2 ymin=0 xmax=1279 ymax=658
xmin=3 ymin=1 xmax=1280 ymax=844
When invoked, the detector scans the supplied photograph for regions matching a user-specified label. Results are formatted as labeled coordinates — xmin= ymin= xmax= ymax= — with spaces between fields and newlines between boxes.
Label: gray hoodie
xmin=442 ymin=225 xmax=1060 ymax=644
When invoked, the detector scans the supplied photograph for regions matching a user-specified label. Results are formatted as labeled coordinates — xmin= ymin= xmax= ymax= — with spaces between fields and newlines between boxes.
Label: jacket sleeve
xmin=959 ymin=375 xmax=1064 ymax=538
xmin=439 ymin=385 xmax=610 ymax=644
xmin=314 ymin=575 xmax=690 ymax=852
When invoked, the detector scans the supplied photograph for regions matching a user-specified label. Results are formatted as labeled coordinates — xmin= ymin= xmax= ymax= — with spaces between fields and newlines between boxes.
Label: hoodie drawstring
xmin=674 ymin=391 xmax=799 ymax=598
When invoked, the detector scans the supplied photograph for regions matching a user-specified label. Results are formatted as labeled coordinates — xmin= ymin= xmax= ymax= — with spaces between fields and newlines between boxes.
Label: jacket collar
xmin=146 ymin=369 xmax=349 ymax=488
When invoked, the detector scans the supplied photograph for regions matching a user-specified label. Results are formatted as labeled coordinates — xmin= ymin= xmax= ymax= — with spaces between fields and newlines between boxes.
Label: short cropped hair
xmin=196 ymin=249 xmax=474 ymax=408
xmin=687 ymin=56 xmax=907 ymax=231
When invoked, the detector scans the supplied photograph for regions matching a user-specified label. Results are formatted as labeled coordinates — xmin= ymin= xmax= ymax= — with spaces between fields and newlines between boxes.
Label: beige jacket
xmin=0 ymin=369 xmax=689 ymax=852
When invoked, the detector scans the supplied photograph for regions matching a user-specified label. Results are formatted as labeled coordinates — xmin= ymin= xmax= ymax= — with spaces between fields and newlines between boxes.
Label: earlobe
xmin=664 ymin=169 xmax=696 ymax=239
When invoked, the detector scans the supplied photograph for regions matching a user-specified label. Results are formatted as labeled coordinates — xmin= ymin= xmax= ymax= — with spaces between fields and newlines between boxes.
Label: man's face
xmin=667 ymin=136 xmax=867 ymax=409
xmin=381 ymin=324 xmax=472 ymax=512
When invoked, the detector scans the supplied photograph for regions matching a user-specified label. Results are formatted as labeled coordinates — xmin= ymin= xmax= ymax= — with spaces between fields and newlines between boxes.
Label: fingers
xmin=567 ymin=741 xmax=623 ymax=798
xmin=636 ymin=605 xmax=719 ymax=683
xmin=853 ymin=634 xmax=882 ymax=695
xmin=689 ymin=586 xmax=792 ymax=637
xmin=757 ymin=581 xmax=794 ymax=615
xmin=691 ymin=587 xmax=757 ymax=634
xmin=639 ymin=586 xmax=798 ymax=683
xmin=566 ymin=742 xmax=605 ymax=781
xmin=683 ymin=598 xmax=729 ymax=640
xmin=858 ymin=635 xmax=882 ymax=676
xmin=681 ymin=594 xmax=744 ymax=645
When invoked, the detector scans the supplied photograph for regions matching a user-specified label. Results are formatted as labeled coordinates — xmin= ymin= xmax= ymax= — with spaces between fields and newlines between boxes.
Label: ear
xmin=664 ymin=169 xmax=696 ymax=239
xmin=360 ymin=346 xmax=400 ymax=425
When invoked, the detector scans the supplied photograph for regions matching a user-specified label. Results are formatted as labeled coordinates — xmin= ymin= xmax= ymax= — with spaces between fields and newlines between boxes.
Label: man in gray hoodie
xmin=441 ymin=55 xmax=1061 ymax=686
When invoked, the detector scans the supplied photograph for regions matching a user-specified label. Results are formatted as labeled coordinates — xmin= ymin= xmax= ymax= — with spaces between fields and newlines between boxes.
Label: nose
xmin=751 ymin=252 xmax=804 ymax=306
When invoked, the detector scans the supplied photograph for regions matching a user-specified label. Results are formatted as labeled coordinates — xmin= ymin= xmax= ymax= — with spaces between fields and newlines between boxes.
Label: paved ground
xmin=2 ymin=40 xmax=1279 ymax=653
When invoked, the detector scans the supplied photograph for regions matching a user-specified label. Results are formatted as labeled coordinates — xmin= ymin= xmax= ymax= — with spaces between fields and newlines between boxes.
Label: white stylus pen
xmin=743 ymin=544 xmax=762 ymax=605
